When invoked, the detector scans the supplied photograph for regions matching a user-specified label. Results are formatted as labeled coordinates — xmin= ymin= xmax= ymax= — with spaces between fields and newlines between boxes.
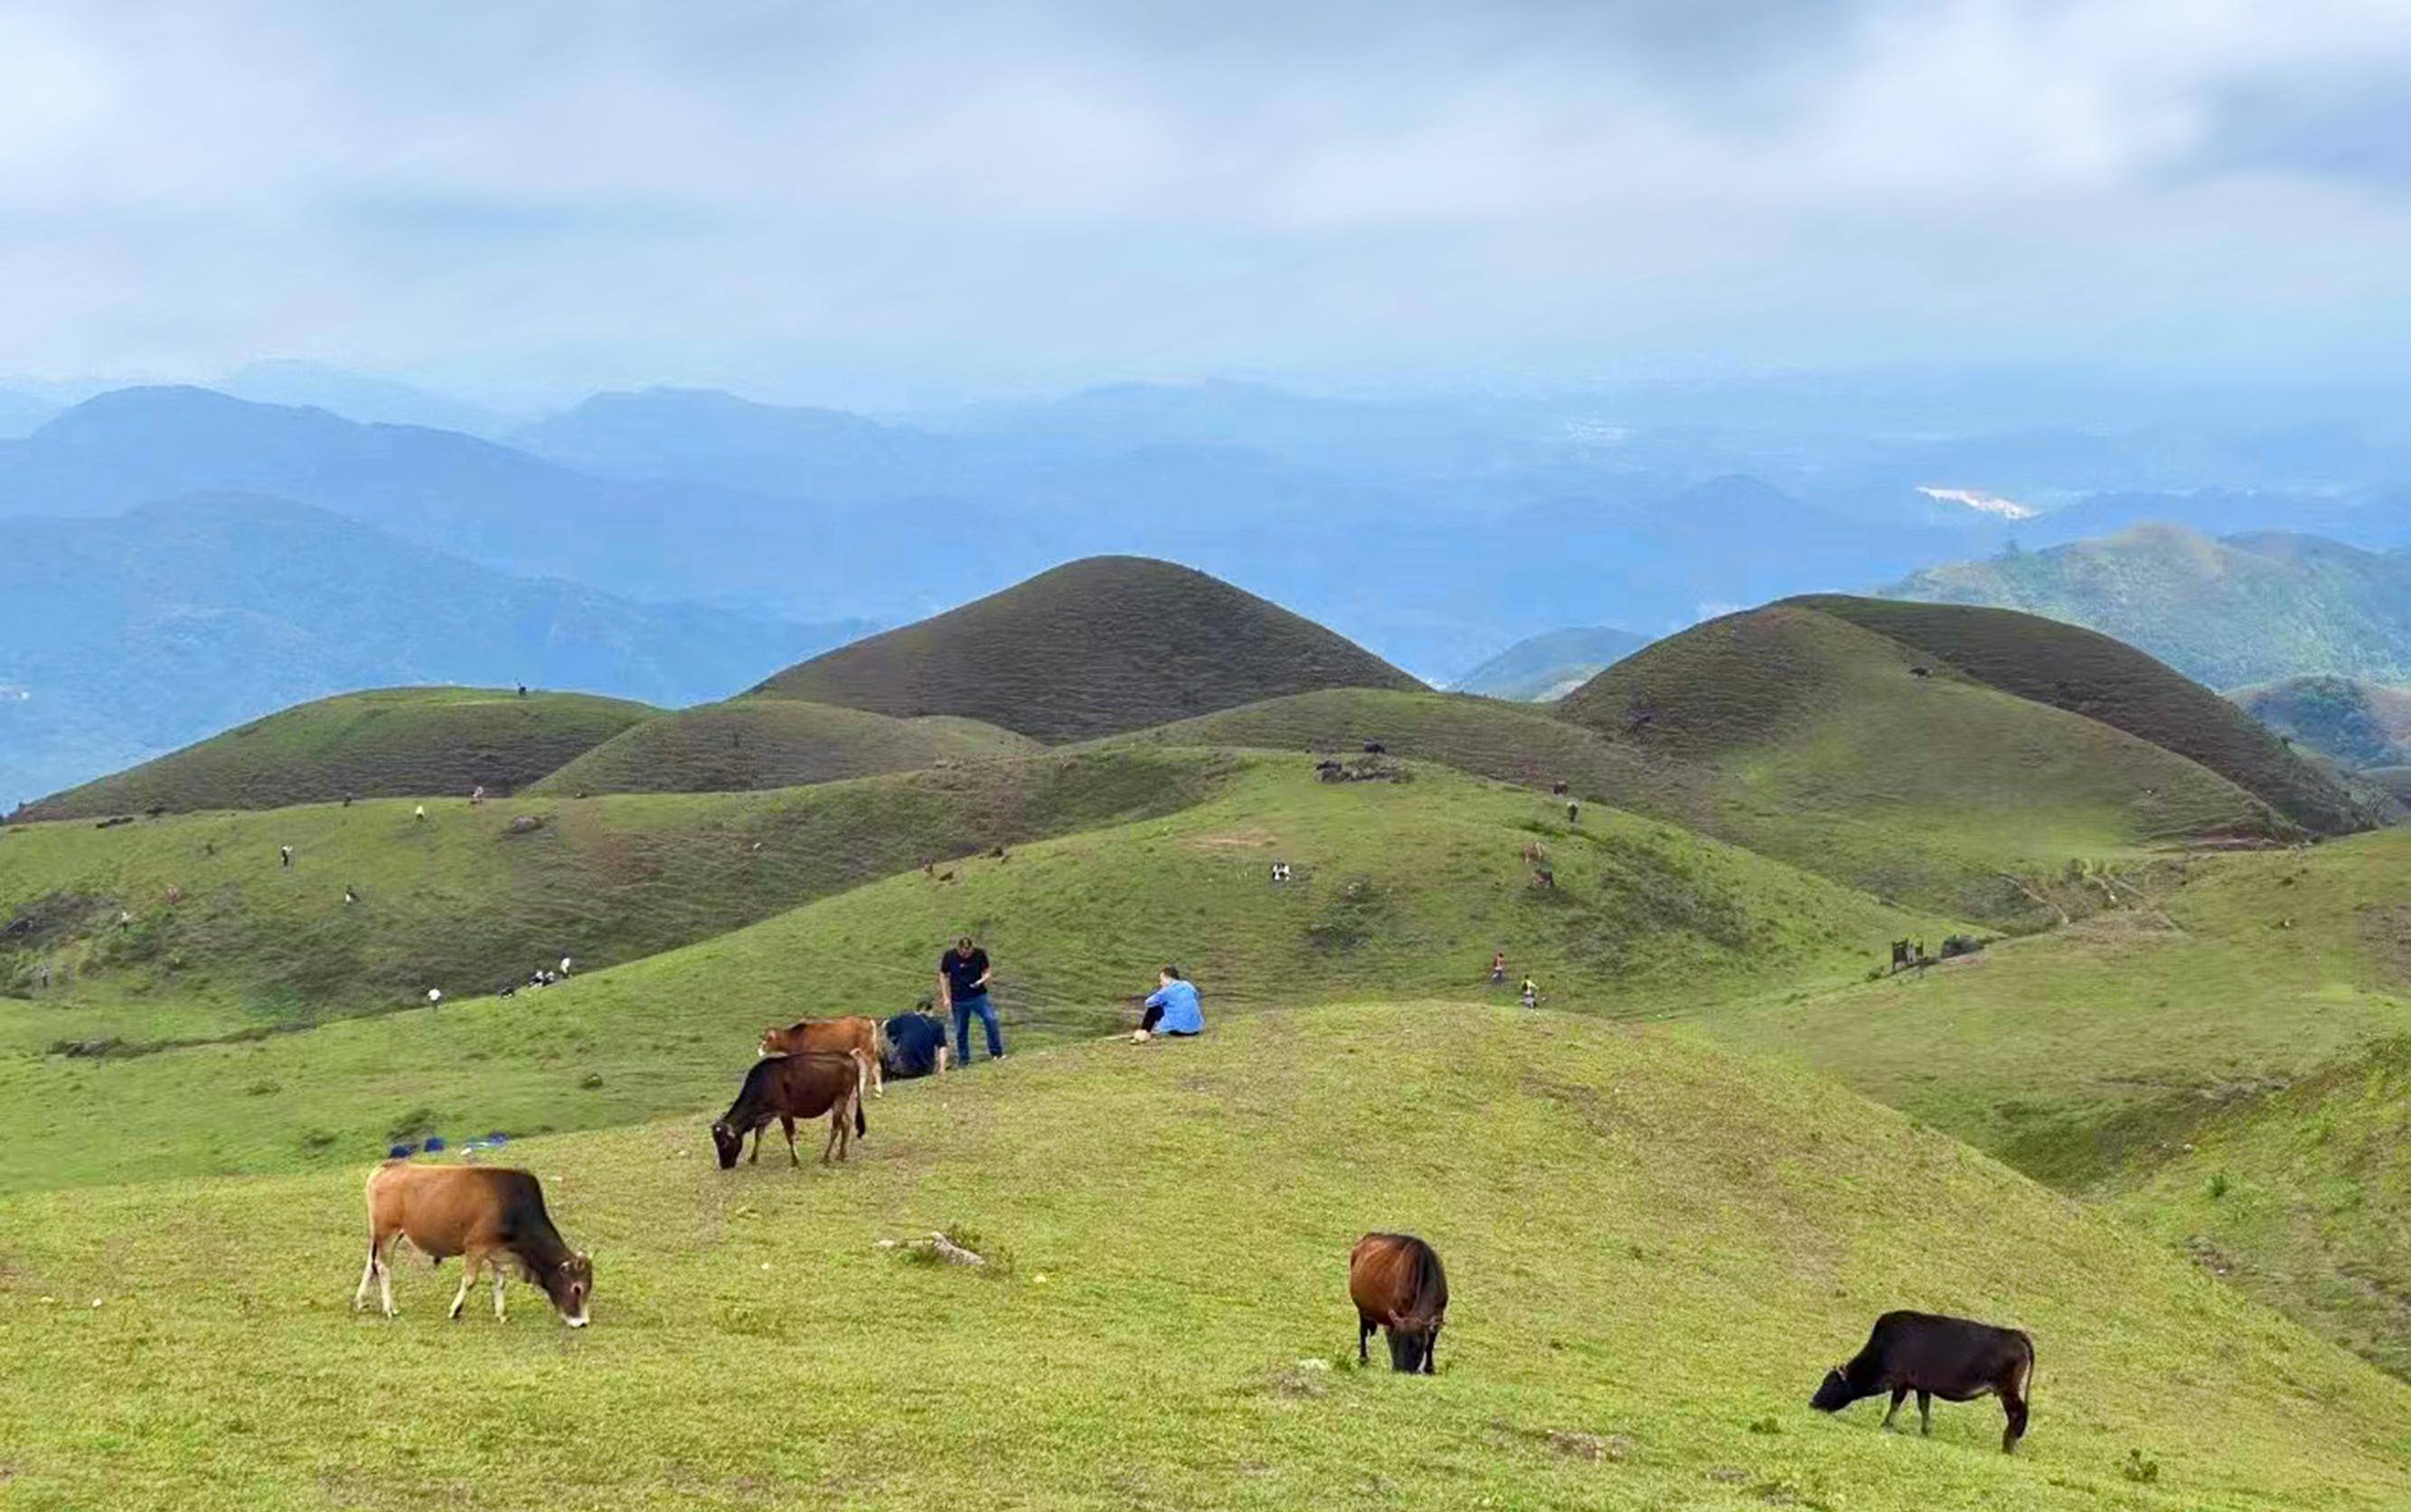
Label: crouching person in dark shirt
xmin=882 ymin=1000 xmax=951 ymax=1080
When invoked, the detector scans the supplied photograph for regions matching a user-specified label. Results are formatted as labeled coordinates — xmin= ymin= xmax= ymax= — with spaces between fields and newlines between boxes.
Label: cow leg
xmin=377 ymin=1235 xmax=398 ymax=1317
xmin=748 ymin=1123 xmax=761 ymax=1164
xmin=1357 ymin=1316 xmax=1372 ymax=1365
xmin=781 ymin=1113 xmax=799 ymax=1167
xmin=353 ymin=1231 xmax=383 ymax=1312
xmin=2001 ymin=1389 xmax=2029 ymax=1453
xmin=871 ymin=1054 xmax=885 ymax=1098
xmin=492 ymin=1261 xmax=510 ymax=1322
xmin=448 ymin=1254 xmax=479 ymax=1320
xmin=1881 ymin=1386 xmax=1908 ymax=1429
xmin=1422 ymin=1329 xmax=1438 ymax=1376
xmin=1917 ymin=1390 xmax=1933 ymax=1436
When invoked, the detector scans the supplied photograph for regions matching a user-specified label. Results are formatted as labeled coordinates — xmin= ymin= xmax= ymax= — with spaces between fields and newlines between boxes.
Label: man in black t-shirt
xmin=938 ymin=935 xmax=1003 ymax=1064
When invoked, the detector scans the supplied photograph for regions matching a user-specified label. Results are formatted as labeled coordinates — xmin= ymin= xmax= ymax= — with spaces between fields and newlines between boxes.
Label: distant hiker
xmin=118 ymin=909 xmax=134 ymax=928
xmin=342 ymin=795 xmax=353 ymax=807
xmin=279 ymin=844 xmax=293 ymax=869
xmin=344 ymin=886 xmax=360 ymax=906
xmin=516 ymin=683 xmax=528 ymax=698
xmin=1490 ymin=951 xmax=1507 ymax=985
xmin=1520 ymin=977 xmax=1539 ymax=1010
xmin=469 ymin=785 xmax=486 ymax=806
xmin=1133 ymin=967 xmax=1203 ymax=1042
xmin=414 ymin=804 xmax=428 ymax=822
xmin=1551 ymin=781 xmax=1568 ymax=796
xmin=882 ymin=1001 xmax=951 ymax=1080
xmin=426 ymin=988 xmax=443 ymax=1007
xmin=938 ymin=935 xmax=1003 ymax=1063
xmin=164 ymin=884 xmax=182 ymax=906
xmin=1566 ymin=802 xmax=1579 ymax=823
xmin=559 ymin=955 xmax=573 ymax=977
xmin=1889 ymin=939 xmax=1911 ymax=972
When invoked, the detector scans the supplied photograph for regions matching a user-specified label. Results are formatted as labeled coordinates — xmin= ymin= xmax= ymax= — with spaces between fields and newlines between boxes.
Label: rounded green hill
xmin=527 ymin=697 xmax=1041 ymax=795
xmin=754 ymin=555 xmax=1425 ymax=742
xmin=14 ymin=687 xmax=655 ymax=821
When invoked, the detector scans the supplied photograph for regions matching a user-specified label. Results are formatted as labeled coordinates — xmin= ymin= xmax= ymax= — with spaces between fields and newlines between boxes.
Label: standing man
xmin=938 ymin=934 xmax=1003 ymax=1065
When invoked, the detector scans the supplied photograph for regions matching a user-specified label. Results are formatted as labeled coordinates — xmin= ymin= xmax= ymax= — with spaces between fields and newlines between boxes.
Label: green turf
xmin=0 ymin=757 xmax=1950 ymax=1193
xmin=757 ymin=556 xmax=1426 ymax=742
xmin=1703 ymin=830 xmax=2411 ymax=1192
xmin=1797 ymin=595 xmax=2374 ymax=835
xmin=2104 ymin=1031 xmax=2411 ymax=1379
xmin=1546 ymin=606 xmax=2281 ymax=920
xmin=525 ymin=697 xmax=1042 ymax=795
xmin=0 ymin=749 xmax=1231 ymax=1050
xmin=4 ymin=1004 xmax=2406 ymax=1511
xmin=2230 ymin=674 xmax=2411 ymax=772
xmin=14 ymin=687 xmax=657 ymax=821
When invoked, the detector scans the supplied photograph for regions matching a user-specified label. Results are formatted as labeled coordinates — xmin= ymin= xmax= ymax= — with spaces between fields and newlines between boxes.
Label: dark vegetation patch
xmin=529 ymin=697 xmax=1042 ymax=796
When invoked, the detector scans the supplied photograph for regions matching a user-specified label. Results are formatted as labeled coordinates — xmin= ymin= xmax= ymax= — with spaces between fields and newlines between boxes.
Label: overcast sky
xmin=3 ymin=0 xmax=2407 ymax=406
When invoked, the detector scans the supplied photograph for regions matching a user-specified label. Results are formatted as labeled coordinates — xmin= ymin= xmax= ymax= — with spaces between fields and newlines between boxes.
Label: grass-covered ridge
xmin=0 ymin=748 xmax=1230 ymax=1051
xmin=0 ymin=758 xmax=1948 ymax=1192
xmin=1553 ymin=604 xmax=2281 ymax=920
xmin=4 ymin=1004 xmax=2406 ymax=1511
xmin=2230 ymin=674 xmax=2411 ymax=772
xmin=757 ymin=555 xmax=1426 ymax=741
xmin=1800 ymin=593 xmax=2375 ymax=835
xmin=14 ymin=686 xmax=656 ymax=821
xmin=1706 ymin=830 xmax=2411 ymax=1194
xmin=526 ymin=696 xmax=1041 ymax=795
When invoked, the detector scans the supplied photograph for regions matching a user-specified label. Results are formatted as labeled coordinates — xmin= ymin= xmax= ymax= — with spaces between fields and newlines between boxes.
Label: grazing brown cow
xmin=1350 ymin=1232 xmax=1449 ymax=1374
xmin=353 ymin=1160 xmax=592 ymax=1327
xmin=712 ymin=1052 xmax=865 ymax=1169
xmin=1812 ymin=1310 xmax=2035 ymax=1451
xmin=758 ymin=1015 xmax=886 ymax=1098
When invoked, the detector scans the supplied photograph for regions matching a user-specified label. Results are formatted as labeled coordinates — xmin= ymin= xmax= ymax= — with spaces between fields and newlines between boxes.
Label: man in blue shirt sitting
xmin=1134 ymin=966 xmax=1204 ymax=1042
xmin=882 ymin=1000 xmax=950 ymax=1080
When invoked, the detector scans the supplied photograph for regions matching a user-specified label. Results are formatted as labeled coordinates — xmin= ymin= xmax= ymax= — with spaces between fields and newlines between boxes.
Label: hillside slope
xmin=1453 ymin=626 xmax=1650 ymax=700
xmin=1888 ymin=523 xmax=2411 ymax=690
xmin=1552 ymin=604 xmax=2281 ymax=918
xmin=2231 ymin=674 xmax=2411 ymax=771
xmin=0 ymin=750 xmax=1230 ymax=1050
xmin=527 ymin=697 xmax=1041 ymax=795
xmin=4 ymin=1005 xmax=2407 ymax=1510
xmin=2108 ymin=1033 xmax=2411 ymax=1379
xmin=1796 ymin=593 xmax=2374 ymax=834
xmin=0 ymin=759 xmax=1946 ymax=1191
xmin=758 ymin=556 xmax=1426 ymax=742
xmin=17 ymin=687 xmax=655 ymax=821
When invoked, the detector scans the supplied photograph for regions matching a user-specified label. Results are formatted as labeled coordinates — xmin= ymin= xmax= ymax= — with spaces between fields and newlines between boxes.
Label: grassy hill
xmin=5 ymin=1004 xmax=2409 ymax=1510
xmin=1706 ymin=830 xmax=2411 ymax=1192
xmin=526 ymin=697 xmax=1041 ymax=795
xmin=2105 ymin=1034 xmax=2411 ymax=1380
xmin=0 ymin=758 xmax=1946 ymax=1193
xmin=1887 ymin=523 xmax=2411 ymax=690
xmin=1795 ymin=594 xmax=2374 ymax=835
xmin=1452 ymin=626 xmax=1651 ymax=701
xmin=0 ymin=750 xmax=1229 ymax=1052
xmin=14 ymin=687 xmax=656 ymax=822
xmin=757 ymin=556 xmax=1426 ymax=742
xmin=1551 ymin=604 xmax=2284 ymax=920
xmin=2231 ymin=674 xmax=2411 ymax=771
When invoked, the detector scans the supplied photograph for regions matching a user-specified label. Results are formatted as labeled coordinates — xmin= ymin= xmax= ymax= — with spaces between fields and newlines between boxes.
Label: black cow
xmin=1811 ymin=1310 xmax=2034 ymax=1451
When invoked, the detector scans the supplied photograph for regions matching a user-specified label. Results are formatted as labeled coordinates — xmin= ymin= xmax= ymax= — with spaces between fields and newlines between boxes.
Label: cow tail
xmin=854 ymin=1090 xmax=867 ymax=1138
xmin=873 ymin=1019 xmax=891 ymax=1062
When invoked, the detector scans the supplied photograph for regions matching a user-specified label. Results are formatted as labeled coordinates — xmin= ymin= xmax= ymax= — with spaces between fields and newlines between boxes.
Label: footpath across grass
xmin=2 ymin=1004 xmax=2406 ymax=1511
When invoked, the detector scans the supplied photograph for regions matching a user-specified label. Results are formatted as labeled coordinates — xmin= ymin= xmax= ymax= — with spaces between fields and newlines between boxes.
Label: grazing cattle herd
xmin=348 ymin=1010 xmax=2040 ymax=1456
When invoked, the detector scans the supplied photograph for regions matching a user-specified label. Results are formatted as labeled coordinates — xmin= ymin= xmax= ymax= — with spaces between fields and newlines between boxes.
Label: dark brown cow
xmin=712 ymin=1052 xmax=865 ymax=1169
xmin=353 ymin=1160 xmax=592 ymax=1327
xmin=1811 ymin=1310 xmax=2035 ymax=1451
xmin=758 ymin=1015 xmax=885 ymax=1098
xmin=1349 ymin=1232 xmax=1449 ymax=1374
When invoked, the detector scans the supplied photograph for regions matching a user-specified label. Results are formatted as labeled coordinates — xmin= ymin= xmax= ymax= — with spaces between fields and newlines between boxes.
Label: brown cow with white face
xmin=353 ymin=1160 xmax=592 ymax=1327
xmin=758 ymin=1015 xmax=885 ymax=1099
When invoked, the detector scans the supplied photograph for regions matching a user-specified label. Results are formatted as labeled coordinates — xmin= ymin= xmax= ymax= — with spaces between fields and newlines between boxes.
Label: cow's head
xmin=711 ymin=1119 xmax=744 ymax=1169
xmin=1809 ymin=1361 xmax=1856 ymax=1412
xmin=757 ymin=1026 xmax=786 ymax=1057
xmin=542 ymin=1250 xmax=593 ymax=1328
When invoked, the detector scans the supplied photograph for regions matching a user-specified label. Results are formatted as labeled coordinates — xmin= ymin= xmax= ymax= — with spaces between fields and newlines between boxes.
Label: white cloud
xmin=0 ymin=0 xmax=2406 ymax=397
